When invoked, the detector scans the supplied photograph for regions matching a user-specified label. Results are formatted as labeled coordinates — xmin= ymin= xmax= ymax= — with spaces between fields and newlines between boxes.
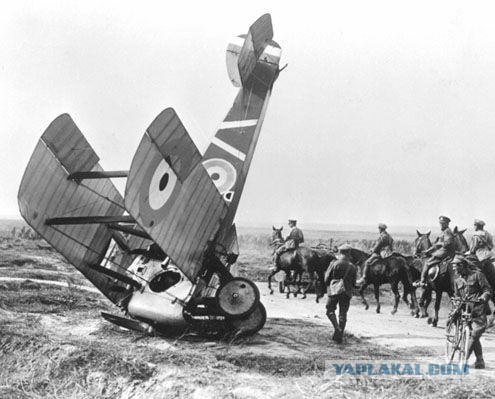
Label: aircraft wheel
xmin=216 ymin=277 xmax=259 ymax=319
xmin=229 ymin=303 xmax=267 ymax=337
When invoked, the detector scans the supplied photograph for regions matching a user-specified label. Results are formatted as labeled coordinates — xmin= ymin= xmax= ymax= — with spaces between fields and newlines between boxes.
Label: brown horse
xmin=350 ymin=247 xmax=418 ymax=315
xmin=267 ymin=227 xmax=335 ymax=302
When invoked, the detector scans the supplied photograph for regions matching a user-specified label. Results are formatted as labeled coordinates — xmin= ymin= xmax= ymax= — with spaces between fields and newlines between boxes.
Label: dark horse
xmin=349 ymin=247 xmax=418 ymax=315
xmin=267 ymin=227 xmax=335 ymax=302
xmin=414 ymin=227 xmax=468 ymax=327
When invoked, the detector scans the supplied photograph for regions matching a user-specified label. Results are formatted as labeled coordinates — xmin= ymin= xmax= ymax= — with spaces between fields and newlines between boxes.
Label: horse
xmin=267 ymin=226 xmax=335 ymax=302
xmin=350 ymin=247 xmax=418 ymax=315
xmin=414 ymin=227 xmax=468 ymax=327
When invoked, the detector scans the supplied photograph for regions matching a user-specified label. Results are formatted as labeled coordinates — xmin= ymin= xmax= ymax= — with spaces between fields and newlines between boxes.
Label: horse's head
xmin=347 ymin=247 xmax=369 ymax=267
xmin=271 ymin=226 xmax=284 ymax=246
xmin=414 ymin=230 xmax=432 ymax=256
xmin=453 ymin=226 xmax=469 ymax=253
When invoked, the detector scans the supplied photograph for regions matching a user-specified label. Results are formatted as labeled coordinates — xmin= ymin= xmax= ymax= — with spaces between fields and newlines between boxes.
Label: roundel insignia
xmin=149 ymin=159 xmax=178 ymax=210
xmin=203 ymin=158 xmax=237 ymax=202
xmin=139 ymin=155 xmax=182 ymax=226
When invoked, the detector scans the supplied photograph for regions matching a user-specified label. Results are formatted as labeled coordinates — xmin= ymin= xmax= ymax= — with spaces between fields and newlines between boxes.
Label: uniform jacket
xmin=372 ymin=231 xmax=394 ymax=258
xmin=324 ymin=256 xmax=357 ymax=298
xmin=284 ymin=227 xmax=304 ymax=250
xmin=469 ymin=230 xmax=494 ymax=262
xmin=454 ymin=270 xmax=492 ymax=317
xmin=432 ymin=227 xmax=455 ymax=258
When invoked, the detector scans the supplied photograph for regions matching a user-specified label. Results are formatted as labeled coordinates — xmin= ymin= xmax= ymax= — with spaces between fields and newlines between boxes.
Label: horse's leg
xmin=359 ymin=283 xmax=369 ymax=310
xmin=390 ymin=281 xmax=400 ymax=315
xmin=374 ymin=284 xmax=381 ymax=314
xmin=419 ymin=287 xmax=431 ymax=318
xmin=267 ymin=268 xmax=278 ymax=295
xmin=293 ymin=270 xmax=301 ymax=297
xmin=429 ymin=291 xmax=442 ymax=327
xmin=285 ymin=273 xmax=291 ymax=299
xmin=302 ymin=271 xmax=315 ymax=300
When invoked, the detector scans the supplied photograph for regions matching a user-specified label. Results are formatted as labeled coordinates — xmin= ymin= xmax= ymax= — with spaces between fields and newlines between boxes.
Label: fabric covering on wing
xmin=125 ymin=108 xmax=228 ymax=281
xmin=18 ymin=114 xmax=147 ymax=305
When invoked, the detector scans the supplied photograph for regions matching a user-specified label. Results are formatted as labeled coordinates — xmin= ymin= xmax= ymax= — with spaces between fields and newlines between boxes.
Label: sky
xmin=2 ymin=0 xmax=495 ymax=232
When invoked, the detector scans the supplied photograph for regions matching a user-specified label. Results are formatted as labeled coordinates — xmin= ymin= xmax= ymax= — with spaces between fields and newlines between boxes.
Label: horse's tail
xmin=398 ymin=256 xmax=415 ymax=293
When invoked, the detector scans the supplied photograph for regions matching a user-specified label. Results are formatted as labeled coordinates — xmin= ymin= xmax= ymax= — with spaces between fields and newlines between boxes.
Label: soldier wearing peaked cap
xmin=274 ymin=219 xmax=305 ymax=266
xmin=451 ymin=254 xmax=492 ymax=369
xmin=324 ymin=244 xmax=357 ymax=343
xmin=467 ymin=219 xmax=494 ymax=263
xmin=420 ymin=216 xmax=455 ymax=286
xmin=357 ymin=223 xmax=394 ymax=285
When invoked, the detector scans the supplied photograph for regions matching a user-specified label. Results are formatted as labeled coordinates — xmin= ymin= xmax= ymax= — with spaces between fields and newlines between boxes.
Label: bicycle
xmin=445 ymin=297 xmax=483 ymax=364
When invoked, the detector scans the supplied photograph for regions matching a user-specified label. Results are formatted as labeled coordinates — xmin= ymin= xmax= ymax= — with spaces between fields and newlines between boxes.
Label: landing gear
xmin=229 ymin=303 xmax=267 ymax=336
xmin=216 ymin=277 xmax=260 ymax=319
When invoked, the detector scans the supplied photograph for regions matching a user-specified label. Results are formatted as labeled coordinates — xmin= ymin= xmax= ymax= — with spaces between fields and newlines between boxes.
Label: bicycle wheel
xmin=459 ymin=325 xmax=471 ymax=365
xmin=445 ymin=319 xmax=460 ymax=363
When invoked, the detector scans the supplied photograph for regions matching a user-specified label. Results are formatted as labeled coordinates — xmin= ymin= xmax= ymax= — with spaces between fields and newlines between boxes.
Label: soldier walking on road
xmin=324 ymin=244 xmax=357 ymax=343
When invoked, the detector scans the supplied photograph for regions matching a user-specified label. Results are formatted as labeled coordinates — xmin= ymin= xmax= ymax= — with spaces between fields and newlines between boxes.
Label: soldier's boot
xmin=327 ymin=313 xmax=342 ymax=342
xmin=468 ymin=338 xmax=485 ymax=369
xmin=356 ymin=264 xmax=369 ymax=286
xmin=419 ymin=262 xmax=430 ymax=286
xmin=338 ymin=318 xmax=347 ymax=343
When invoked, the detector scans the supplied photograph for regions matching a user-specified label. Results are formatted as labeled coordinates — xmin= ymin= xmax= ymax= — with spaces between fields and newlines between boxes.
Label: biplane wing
xmin=18 ymin=114 xmax=152 ymax=305
xmin=125 ymin=108 xmax=229 ymax=281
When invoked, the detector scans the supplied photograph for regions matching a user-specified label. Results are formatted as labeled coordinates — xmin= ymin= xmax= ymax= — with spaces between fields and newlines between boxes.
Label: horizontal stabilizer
xmin=18 ymin=114 xmax=135 ymax=305
xmin=237 ymin=14 xmax=274 ymax=85
xmin=125 ymin=109 xmax=229 ymax=281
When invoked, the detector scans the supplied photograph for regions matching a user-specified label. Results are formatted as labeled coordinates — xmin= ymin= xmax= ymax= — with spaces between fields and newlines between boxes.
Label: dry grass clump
xmin=318 ymin=376 xmax=495 ymax=399
xmin=0 ymin=284 xmax=111 ymax=314
xmin=0 ymin=317 xmax=157 ymax=398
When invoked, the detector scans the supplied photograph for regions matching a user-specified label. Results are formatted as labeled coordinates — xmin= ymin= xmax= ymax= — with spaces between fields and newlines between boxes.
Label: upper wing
xmin=18 ymin=114 xmax=150 ymax=304
xmin=125 ymin=108 xmax=229 ymax=281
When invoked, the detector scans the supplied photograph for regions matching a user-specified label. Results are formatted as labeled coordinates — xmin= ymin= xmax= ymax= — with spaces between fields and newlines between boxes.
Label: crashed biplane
xmin=18 ymin=14 xmax=282 ymax=336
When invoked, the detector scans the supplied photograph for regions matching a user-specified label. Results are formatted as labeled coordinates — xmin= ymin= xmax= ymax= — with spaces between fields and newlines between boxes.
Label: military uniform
xmin=420 ymin=217 xmax=455 ymax=284
xmin=359 ymin=225 xmax=393 ymax=284
xmin=275 ymin=226 xmax=304 ymax=254
xmin=325 ymin=245 xmax=357 ymax=343
xmin=453 ymin=261 xmax=492 ymax=368
xmin=469 ymin=229 xmax=494 ymax=262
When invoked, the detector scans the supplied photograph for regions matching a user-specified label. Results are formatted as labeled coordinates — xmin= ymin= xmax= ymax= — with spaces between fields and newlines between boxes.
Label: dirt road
xmin=259 ymin=283 xmax=495 ymax=373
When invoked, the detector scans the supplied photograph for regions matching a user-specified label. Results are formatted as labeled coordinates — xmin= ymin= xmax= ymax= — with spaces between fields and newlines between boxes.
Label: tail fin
xmin=18 ymin=114 xmax=143 ymax=304
xmin=203 ymin=14 xmax=282 ymax=243
xmin=226 ymin=14 xmax=280 ymax=87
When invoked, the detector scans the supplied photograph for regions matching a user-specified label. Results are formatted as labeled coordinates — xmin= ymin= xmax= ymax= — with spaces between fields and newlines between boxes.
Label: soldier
xmin=451 ymin=255 xmax=492 ymax=369
xmin=274 ymin=219 xmax=304 ymax=266
xmin=419 ymin=216 xmax=455 ymax=286
xmin=324 ymin=244 xmax=357 ymax=343
xmin=467 ymin=219 xmax=494 ymax=262
xmin=357 ymin=223 xmax=393 ymax=285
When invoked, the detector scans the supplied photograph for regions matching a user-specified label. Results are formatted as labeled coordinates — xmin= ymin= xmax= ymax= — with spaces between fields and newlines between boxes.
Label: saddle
xmin=428 ymin=258 xmax=451 ymax=281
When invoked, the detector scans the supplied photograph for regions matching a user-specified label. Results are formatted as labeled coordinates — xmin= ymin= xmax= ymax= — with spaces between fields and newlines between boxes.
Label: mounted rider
xmin=451 ymin=254 xmax=492 ymax=369
xmin=357 ymin=223 xmax=393 ymax=285
xmin=419 ymin=215 xmax=455 ymax=286
xmin=274 ymin=219 xmax=304 ymax=266
xmin=466 ymin=219 xmax=494 ymax=262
